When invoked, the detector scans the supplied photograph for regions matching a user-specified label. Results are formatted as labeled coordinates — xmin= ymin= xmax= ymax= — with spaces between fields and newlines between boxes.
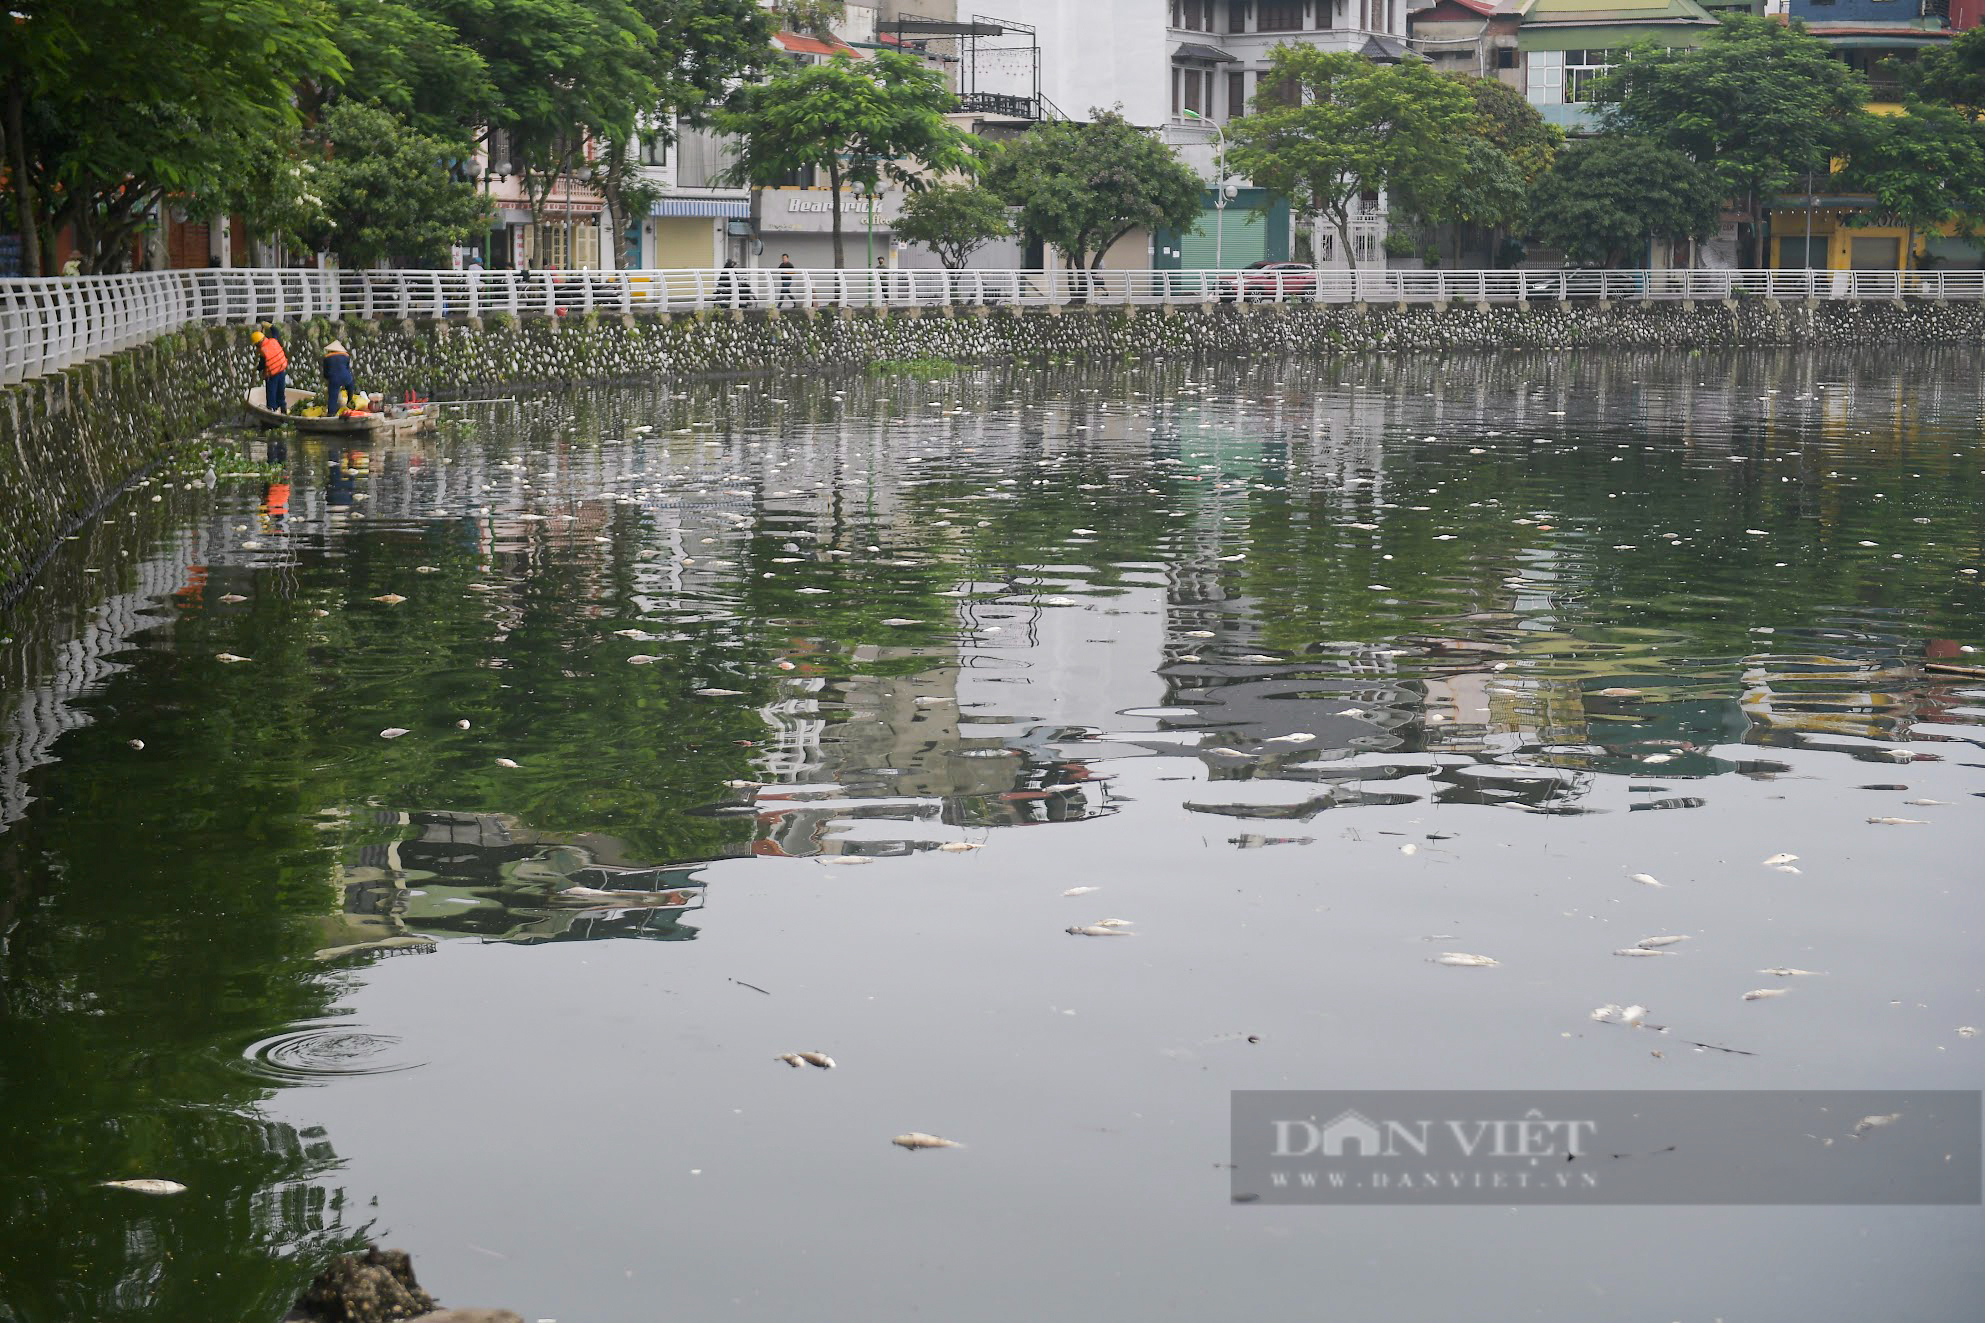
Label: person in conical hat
xmin=322 ymin=339 xmax=356 ymax=415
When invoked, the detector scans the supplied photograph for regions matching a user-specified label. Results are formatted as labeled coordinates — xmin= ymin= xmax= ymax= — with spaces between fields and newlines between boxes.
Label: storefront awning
xmin=650 ymin=198 xmax=750 ymax=219
xmin=1173 ymin=43 xmax=1238 ymax=63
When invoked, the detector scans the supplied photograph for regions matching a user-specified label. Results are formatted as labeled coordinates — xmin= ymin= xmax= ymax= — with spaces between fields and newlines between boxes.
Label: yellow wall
xmin=1770 ymin=217 xmax=1955 ymax=271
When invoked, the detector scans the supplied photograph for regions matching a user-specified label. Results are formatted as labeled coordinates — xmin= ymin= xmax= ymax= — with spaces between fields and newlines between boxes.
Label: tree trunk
xmin=1904 ymin=223 xmax=1916 ymax=273
xmin=4 ymin=80 xmax=45 ymax=276
xmin=1333 ymin=213 xmax=1356 ymax=273
xmin=826 ymin=161 xmax=845 ymax=270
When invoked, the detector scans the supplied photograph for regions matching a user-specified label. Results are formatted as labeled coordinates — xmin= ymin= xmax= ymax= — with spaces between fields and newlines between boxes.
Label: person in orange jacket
xmin=250 ymin=329 xmax=289 ymax=413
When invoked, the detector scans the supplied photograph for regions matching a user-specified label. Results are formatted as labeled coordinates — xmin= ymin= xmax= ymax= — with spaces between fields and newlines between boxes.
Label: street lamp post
xmin=1182 ymin=108 xmax=1229 ymax=269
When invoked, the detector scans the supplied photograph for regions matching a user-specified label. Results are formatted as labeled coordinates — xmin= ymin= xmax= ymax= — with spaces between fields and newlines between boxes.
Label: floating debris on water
xmin=1434 ymin=952 xmax=1499 ymax=968
xmin=1852 ymin=1113 xmax=1901 ymax=1137
xmin=1762 ymin=853 xmax=1799 ymax=867
xmin=1627 ymin=873 xmax=1665 ymax=888
xmin=1591 ymin=1004 xmax=1650 ymax=1027
xmin=379 ymin=728 xmax=409 ymax=740
xmin=1743 ymin=988 xmax=1790 ymax=1001
xmin=892 ymin=1132 xmax=963 ymax=1150
xmin=1067 ymin=925 xmax=1133 ymax=937
xmin=1062 ymin=886 xmax=1101 ymax=897
xmin=98 ymin=1179 xmax=186 ymax=1195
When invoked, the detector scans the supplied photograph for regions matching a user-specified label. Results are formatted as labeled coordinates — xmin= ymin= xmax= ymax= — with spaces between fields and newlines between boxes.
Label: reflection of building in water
xmin=312 ymin=809 xmax=708 ymax=957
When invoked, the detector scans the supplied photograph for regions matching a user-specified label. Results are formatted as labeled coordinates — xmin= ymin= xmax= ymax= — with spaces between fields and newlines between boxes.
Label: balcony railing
xmin=4 ymin=266 xmax=1980 ymax=385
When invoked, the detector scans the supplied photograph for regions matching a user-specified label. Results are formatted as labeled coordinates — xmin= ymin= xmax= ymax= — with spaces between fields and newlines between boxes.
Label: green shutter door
xmin=1178 ymin=206 xmax=1269 ymax=270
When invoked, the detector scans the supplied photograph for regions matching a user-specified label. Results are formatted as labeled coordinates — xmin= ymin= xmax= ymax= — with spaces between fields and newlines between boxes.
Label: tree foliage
xmin=1408 ymin=76 xmax=1560 ymax=259
xmin=303 ymin=102 xmax=492 ymax=268
xmin=1526 ymin=136 xmax=1722 ymax=267
xmin=0 ymin=0 xmax=344 ymax=273
xmin=1902 ymin=26 xmax=1985 ymax=124
xmin=1593 ymin=15 xmax=1868 ymax=265
xmin=1226 ymin=46 xmax=1475 ymax=269
xmin=986 ymin=110 xmax=1202 ymax=271
xmin=715 ymin=50 xmax=978 ymax=268
xmin=895 ymin=183 xmax=1012 ymax=269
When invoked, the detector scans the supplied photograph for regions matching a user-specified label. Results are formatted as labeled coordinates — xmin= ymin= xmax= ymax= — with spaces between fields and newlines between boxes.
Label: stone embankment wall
xmin=5 ymin=296 xmax=1984 ymax=598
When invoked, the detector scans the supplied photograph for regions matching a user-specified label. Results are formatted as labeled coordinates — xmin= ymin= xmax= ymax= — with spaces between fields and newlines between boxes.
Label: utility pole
xmin=1182 ymin=109 xmax=1229 ymax=268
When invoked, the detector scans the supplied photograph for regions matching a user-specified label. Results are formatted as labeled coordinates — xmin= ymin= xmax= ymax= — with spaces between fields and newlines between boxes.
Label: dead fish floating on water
xmin=892 ymin=1132 xmax=963 ymax=1151
xmin=1743 ymin=988 xmax=1790 ymax=1001
xmin=1434 ymin=952 xmax=1500 ymax=968
xmin=379 ymin=728 xmax=410 ymax=740
xmin=218 ymin=593 xmax=247 ymax=604
xmin=1062 ymin=886 xmax=1101 ymax=897
xmin=936 ymin=842 xmax=983 ymax=853
xmin=1613 ymin=947 xmax=1672 ymax=958
xmin=1067 ymin=925 xmax=1132 ymax=937
xmin=1590 ymin=1003 xmax=1651 ymax=1027
xmin=795 ymin=1051 xmax=835 ymax=1069
xmin=1263 ymin=733 xmax=1315 ymax=744
xmin=1092 ymin=919 xmax=1134 ymax=928
xmin=1761 ymin=853 xmax=1799 ymax=867
xmin=215 ymin=653 xmax=251 ymax=664
xmin=1758 ymin=967 xmax=1825 ymax=977
xmin=774 ymin=1053 xmax=805 ymax=1068
xmin=1627 ymin=873 xmax=1666 ymax=888
xmin=1637 ymin=935 xmax=1690 ymax=949
xmin=99 ymin=1179 xmax=186 ymax=1195
xmin=127 ymin=739 xmax=145 ymax=751
xmin=626 ymin=655 xmax=660 ymax=665
xmin=696 ymin=688 xmax=745 ymax=697
xmin=1866 ymin=817 xmax=1928 ymax=826
xmin=495 ymin=757 xmax=521 ymax=769
xmin=372 ymin=594 xmax=407 ymax=605
xmin=1853 ymin=1113 xmax=1901 ymax=1137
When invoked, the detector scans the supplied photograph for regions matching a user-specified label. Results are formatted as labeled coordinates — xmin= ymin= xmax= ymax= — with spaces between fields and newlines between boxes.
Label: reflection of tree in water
xmin=321 ymin=809 xmax=711 ymax=953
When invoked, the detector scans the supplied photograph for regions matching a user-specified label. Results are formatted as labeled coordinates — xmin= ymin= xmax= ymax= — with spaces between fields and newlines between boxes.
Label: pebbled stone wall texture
xmin=6 ymin=296 xmax=1983 ymax=599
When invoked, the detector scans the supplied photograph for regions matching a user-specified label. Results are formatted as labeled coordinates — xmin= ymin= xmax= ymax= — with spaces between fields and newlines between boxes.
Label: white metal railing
xmin=6 ymin=266 xmax=1984 ymax=386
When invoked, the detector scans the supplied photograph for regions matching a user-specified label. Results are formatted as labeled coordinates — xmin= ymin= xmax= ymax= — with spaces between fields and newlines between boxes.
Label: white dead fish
xmin=98 ymin=1179 xmax=185 ymax=1195
xmin=1762 ymin=853 xmax=1799 ymax=867
xmin=774 ymin=1053 xmax=805 ymax=1068
xmin=796 ymin=1051 xmax=836 ymax=1069
xmin=1758 ymin=967 xmax=1825 ymax=977
xmin=819 ymin=856 xmax=872 ymax=866
xmin=1204 ymin=747 xmax=1250 ymax=758
xmin=1435 ymin=952 xmax=1499 ymax=968
xmin=215 ymin=653 xmax=251 ymax=664
xmin=1637 ymin=935 xmax=1690 ymax=948
xmin=127 ymin=739 xmax=145 ymax=751
xmin=1067 ymin=925 xmax=1132 ymax=937
xmin=1613 ymin=947 xmax=1672 ymax=958
xmin=723 ymin=779 xmax=761 ymax=789
xmin=1866 ymin=816 xmax=1928 ymax=826
xmin=1235 ymin=654 xmax=1280 ymax=664
xmin=1743 ymin=988 xmax=1790 ymax=1001
xmin=881 ymin=618 xmax=921 ymax=627
xmin=1595 ymin=687 xmax=1643 ymax=697
xmin=696 ymin=688 xmax=744 ymax=697
xmin=1183 ymin=630 xmax=1216 ymax=639
xmin=1091 ymin=919 xmax=1134 ymax=928
xmin=1627 ymin=873 xmax=1666 ymax=888
xmin=626 ymin=655 xmax=660 ymax=665
xmin=415 ymin=565 xmax=440 ymax=574
xmin=1263 ymin=733 xmax=1315 ymax=744
xmin=218 ymin=593 xmax=247 ymax=604
xmin=1399 ymin=843 xmax=1419 ymax=856
xmin=372 ymin=593 xmax=407 ymax=605
xmin=495 ymin=757 xmax=521 ymax=769
xmin=892 ymin=1132 xmax=963 ymax=1150
xmin=1853 ymin=1113 xmax=1901 ymax=1137
xmin=1062 ymin=886 xmax=1101 ymax=897
xmin=379 ymin=728 xmax=410 ymax=740
xmin=1904 ymin=799 xmax=1950 ymax=806
xmin=612 ymin=628 xmax=647 ymax=639
xmin=936 ymin=842 xmax=983 ymax=853
xmin=1958 ymin=1027 xmax=1978 ymax=1038
xmin=1641 ymin=753 xmax=1674 ymax=765
xmin=455 ymin=719 xmax=471 ymax=730
xmin=1590 ymin=1003 xmax=1650 ymax=1027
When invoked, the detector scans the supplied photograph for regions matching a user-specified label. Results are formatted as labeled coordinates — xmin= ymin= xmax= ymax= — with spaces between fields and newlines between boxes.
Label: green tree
xmin=306 ymin=102 xmax=492 ymax=268
xmin=0 ymin=0 xmax=344 ymax=273
xmin=895 ymin=182 xmax=1012 ymax=269
xmin=1594 ymin=15 xmax=1869 ymax=266
xmin=587 ymin=0 xmax=775 ymax=267
xmin=1226 ymin=46 xmax=1475 ymax=270
xmin=986 ymin=110 xmax=1202 ymax=273
xmin=1839 ymin=102 xmax=1985 ymax=266
xmin=1902 ymin=26 xmax=1985 ymax=123
xmin=716 ymin=50 xmax=978 ymax=268
xmin=1526 ymin=136 xmax=1722 ymax=267
xmin=1409 ymin=78 xmax=1560 ymax=263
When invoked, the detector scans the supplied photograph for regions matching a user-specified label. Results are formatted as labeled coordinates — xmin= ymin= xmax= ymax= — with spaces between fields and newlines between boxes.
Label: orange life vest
xmin=258 ymin=338 xmax=288 ymax=375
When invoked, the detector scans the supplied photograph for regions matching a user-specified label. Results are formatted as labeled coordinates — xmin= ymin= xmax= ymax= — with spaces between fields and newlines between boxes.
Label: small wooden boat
xmin=244 ymin=385 xmax=434 ymax=435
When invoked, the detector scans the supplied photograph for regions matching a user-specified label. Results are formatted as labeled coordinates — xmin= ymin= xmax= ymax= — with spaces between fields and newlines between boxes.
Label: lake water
xmin=2 ymin=350 xmax=1981 ymax=1323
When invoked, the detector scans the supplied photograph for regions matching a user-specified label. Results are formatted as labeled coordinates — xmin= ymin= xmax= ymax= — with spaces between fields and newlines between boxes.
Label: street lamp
xmin=1181 ymin=108 xmax=1233 ymax=269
